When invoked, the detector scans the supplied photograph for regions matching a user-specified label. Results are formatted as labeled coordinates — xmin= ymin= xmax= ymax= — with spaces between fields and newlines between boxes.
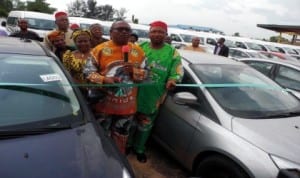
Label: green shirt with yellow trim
xmin=138 ymin=42 xmax=184 ymax=114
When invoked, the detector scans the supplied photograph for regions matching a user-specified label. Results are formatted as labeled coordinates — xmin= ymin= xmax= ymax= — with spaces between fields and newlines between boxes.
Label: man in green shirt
xmin=129 ymin=21 xmax=184 ymax=163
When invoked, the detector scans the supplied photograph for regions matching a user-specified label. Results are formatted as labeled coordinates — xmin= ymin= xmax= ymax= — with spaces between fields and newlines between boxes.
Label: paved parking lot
xmin=127 ymin=139 xmax=190 ymax=178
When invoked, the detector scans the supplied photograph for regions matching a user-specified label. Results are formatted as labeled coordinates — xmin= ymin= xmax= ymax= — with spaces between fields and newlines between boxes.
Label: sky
xmin=45 ymin=0 xmax=300 ymax=39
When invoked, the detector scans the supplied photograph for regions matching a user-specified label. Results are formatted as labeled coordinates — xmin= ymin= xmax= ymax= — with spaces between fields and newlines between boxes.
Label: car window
xmin=190 ymin=64 xmax=300 ymax=118
xmin=235 ymin=42 xmax=247 ymax=49
xmin=274 ymin=65 xmax=300 ymax=91
xmin=7 ymin=17 xmax=18 ymax=26
xmin=173 ymin=69 xmax=218 ymax=121
xmin=132 ymin=29 xmax=148 ymax=39
xmin=0 ymin=54 xmax=81 ymax=127
xmin=170 ymin=34 xmax=181 ymax=42
xmin=206 ymin=38 xmax=216 ymax=45
xmin=233 ymin=50 xmax=249 ymax=58
xmin=245 ymin=42 xmax=263 ymax=51
xmin=244 ymin=61 xmax=274 ymax=76
xmin=276 ymin=47 xmax=285 ymax=54
xmin=25 ymin=18 xmax=55 ymax=30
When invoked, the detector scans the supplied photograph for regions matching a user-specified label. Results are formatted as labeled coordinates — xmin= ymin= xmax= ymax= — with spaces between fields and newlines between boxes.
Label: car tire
xmin=195 ymin=155 xmax=250 ymax=178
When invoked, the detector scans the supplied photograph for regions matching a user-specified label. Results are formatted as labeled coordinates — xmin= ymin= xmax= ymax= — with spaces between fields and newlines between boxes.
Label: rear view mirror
xmin=173 ymin=92 xmax=198 ymax=105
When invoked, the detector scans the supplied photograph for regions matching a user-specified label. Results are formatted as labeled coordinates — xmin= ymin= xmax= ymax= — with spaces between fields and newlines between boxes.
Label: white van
xmin=6 ymin=11 xmax=55 ymax=41
xmin=68 ymin=17 xmax=112 ymax=40
xmin=128 ymin=23 xmax=150 ymax=42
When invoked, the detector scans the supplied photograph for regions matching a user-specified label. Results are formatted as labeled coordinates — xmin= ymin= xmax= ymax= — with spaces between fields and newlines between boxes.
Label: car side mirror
xmin=173 ymin=92 xmax=198 ymax=105
xmin=277 ymin=169 xmax=300 ymax=178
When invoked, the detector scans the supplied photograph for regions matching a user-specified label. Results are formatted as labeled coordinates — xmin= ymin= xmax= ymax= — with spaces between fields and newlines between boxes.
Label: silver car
xmin=152 ymin=51 xmax=300 ymax=178
xmin=238 ymin=58 xmax=300 ymax=99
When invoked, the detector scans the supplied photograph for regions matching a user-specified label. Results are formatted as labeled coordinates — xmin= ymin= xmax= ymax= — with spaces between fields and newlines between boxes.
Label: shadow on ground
xmin=127 ymin=139 xmax=190 ymax=178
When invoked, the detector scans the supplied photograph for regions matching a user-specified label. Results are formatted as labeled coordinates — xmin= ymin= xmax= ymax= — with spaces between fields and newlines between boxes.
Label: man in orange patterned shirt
xmin=84 ymin=20 xmax=146 ymax=154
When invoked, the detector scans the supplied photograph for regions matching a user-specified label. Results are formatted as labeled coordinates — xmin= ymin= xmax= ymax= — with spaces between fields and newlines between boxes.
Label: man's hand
xmin=103 ymin=77 xmax=121 ymax=84
xmin=166 ymin=79 xmax=176 ymax=90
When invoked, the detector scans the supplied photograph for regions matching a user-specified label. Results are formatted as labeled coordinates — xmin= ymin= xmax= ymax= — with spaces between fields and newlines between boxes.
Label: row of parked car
xmin=1 ymin=10 xmax=300 ymax=178
xmin=1 ymin=35 xmax=299 ymax=178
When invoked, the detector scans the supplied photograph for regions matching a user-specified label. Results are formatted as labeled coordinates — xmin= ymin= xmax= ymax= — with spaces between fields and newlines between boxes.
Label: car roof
xmin=178 ymin=49 xmax=244 ymax=65
xmin=0 ymin=37 xmax=47 ymax=56
xmin=239 ymin=57 xmax=300 ymax=69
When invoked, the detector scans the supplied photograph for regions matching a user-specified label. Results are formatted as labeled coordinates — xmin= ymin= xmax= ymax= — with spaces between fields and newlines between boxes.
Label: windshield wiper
xmin=253 ymin=111 xmax=300 ymax=119
xmin=0 ymin=126 xmax=72 ymax=138
xmin=0 ymin=85 xmax=70 ymax=103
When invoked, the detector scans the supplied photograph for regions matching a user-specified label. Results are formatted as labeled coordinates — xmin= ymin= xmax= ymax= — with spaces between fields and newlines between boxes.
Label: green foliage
xmin=233 ymin=32 xmax=240 ymax=37
xmin=0 ymin=0 xmax=56 ymax=16
xmin=269 ymin=36 xmax=289 ymax=43
xmin=67 ymin=0 xmax=132 ymax=21
xmin=131 ymin=15 xmax=138 ymax=24
xmin=27 ymin=0 xmax=56 ymax=14
xmin=67 ymin=0 xmax=87 ymax=17
xmin=0 ymin=0 xmax=13 ymax=16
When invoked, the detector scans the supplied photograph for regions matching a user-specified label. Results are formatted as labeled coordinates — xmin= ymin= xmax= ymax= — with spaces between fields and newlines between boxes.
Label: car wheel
xmin=195 ymin=155 xmax=250 ymax=178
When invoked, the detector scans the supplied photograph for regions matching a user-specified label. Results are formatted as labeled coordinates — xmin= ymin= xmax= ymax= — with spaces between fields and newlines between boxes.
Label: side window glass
xmin=7 ymin=17 xmax=18 ymax=26
xmin=229 ymin=49 xmax=235 ymax=56
xmin=240 ymin=52 xmax=249 ymax=58
xmin=207 ymin=38 xmax=216 ymax=45
xmin=275 ymin=66 xmax=300 ymax=91
xmin=236 ymin=42 xmax=246 ymax=49
xmin=276 ymin=47 xmax=285 ymax=53
xmin=174 ymin=70 xmax=197 ymax=96
xmin=170 ymin=34 xmax=181 ymax=42
xmin=246 ymin=61 xmax=274 ymax=76
xmin=173 ymin=69 xmax=218 ymax=122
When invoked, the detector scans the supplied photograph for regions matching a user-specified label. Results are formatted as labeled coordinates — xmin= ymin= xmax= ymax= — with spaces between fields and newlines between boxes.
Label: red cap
xmin=122 ymin=45 xmax=130 ymax=53
xmin=54 ymin=11 xmax=68 ymax=19
xmin=70 ymin=23 xmax=80 ymax=30
xmin=150 ymin=20 xmax=168 ymax=32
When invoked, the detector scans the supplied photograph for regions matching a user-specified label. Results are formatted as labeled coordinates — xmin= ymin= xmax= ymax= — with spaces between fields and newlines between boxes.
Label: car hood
xmin=0 ymin=123 xmax=131 ymax=178
xmin=232 ymin=117 xmax=300 ymax=164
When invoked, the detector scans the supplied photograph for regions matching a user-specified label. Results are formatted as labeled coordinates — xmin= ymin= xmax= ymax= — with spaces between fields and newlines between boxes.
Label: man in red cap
xmin=128 ymin=20 xmax=184 ymax=163
xmin=44 ymin=11 xmax=75 ymax=51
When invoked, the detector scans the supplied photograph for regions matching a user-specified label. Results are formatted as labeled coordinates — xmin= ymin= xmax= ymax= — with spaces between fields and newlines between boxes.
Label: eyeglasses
xmin=112 ymin=27 xmax=132 ymax=33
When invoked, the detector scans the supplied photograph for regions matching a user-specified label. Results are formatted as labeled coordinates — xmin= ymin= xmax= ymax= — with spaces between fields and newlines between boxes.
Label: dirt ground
xmin=127 ymin=139 xmax=190 ymax=178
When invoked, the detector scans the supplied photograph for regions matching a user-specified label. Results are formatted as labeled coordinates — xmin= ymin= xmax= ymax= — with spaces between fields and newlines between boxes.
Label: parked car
xmin=0 ymin=37 xmax=134 ymax=178
xmin=260 ymin=51 xmax=299 ymax=61
xmin=237 ymin=58 xmax=300 ymax=99
xmin=152 ymin=50 xmax=300 ymax=178
xmin=229 ymin=48 xmax=267 ymax=60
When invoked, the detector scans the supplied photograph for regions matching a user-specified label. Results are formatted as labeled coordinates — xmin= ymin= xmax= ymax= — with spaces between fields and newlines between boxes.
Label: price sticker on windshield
xmin=40 ymin=74 xmax=62 ymax=82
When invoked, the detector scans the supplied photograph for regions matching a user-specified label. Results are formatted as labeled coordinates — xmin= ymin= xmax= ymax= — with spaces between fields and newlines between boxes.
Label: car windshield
xmin=265 ymin=45 xmax=281 ymax=52
xmin=0 ymin=54 xmax=82 ymax=128
xmin=191 ymin=64 xmax=300 ymax=118
xmin=247 ymin=52 xmax=267 ymax=59
xmin=224 ymin=40 xmax=236 ymax=48
xmin=245 ymin=42 xmax=263 ymax=51
xmin=25 ymin=18 xmax=55 ymax=30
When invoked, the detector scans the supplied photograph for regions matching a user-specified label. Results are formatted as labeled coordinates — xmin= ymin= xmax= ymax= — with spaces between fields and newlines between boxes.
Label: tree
xmin=96 ymin=4 xmax=114 ymax=21
xmin=131 ymin=15 xmax=139 ymax=24
xmin=0 ymin=0 xmax=13 ymax=16
xmin=67 ymin=0 xmax=87 ymax=17
xmin=114 ymin=8 xmax=127 ymax=21
xmin=233 ymin=32 xmax=240 ymax=37
xmin=86 ymin=0 xmax=97 ymax=18
xmin=270 ymin=36 xmax=289 ymax=43
xmin=13 ymin=0 xmax=26 ymax=11
xmin=27 ymin=0 xmax=56 ymax=14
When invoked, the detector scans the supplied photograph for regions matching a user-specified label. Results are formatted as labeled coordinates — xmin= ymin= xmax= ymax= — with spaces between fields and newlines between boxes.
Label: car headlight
xmin=270 ymin=154 xmax=300 ymax=170
xmin=122 ymin=168 xmax=131 ymax=178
